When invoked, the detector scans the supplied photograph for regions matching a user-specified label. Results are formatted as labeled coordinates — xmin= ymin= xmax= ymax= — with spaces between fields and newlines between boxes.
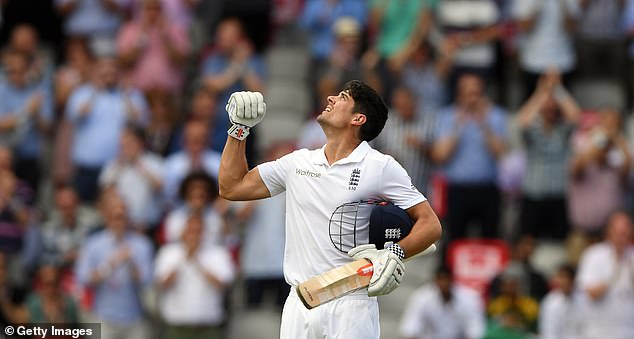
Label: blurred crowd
xmin=0 ymin=0 xmax=633 ymax=338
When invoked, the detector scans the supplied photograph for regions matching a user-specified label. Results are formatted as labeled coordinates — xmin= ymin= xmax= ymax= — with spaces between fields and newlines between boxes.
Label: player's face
xmin=317 ymin=90 xmax=356 ymax=128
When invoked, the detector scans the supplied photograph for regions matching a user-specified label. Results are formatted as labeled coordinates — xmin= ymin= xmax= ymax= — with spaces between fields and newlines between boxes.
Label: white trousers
xmin=280 ymin=288 xmax=380 ymax=339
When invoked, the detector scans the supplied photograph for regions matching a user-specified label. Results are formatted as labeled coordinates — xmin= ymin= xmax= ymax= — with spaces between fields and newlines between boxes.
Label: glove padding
xmin=226 ymin=91 xmax=266 ymax=128
xmin=348 ymin=244 xmax=405 ymax=297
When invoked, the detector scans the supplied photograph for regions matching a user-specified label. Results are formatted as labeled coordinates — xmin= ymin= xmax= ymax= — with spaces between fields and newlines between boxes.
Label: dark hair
xmin=178 ymin=171 xmax=218 ymax=202
xmin=124 ymin=123 xmax=147 ymax=144
xmin=341 ymin=80 xmax=388 ymax=142
xmin=558 ymin=264 xmax=576 ymax=280
xmin=435 ymin=265 xmax=453 ymax=278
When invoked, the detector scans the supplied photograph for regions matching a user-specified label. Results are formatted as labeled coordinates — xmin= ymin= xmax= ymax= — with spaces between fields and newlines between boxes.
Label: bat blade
xmin=297 ymin=258 xmax=373 ymax=309
xmin=297 ymin=244 xmax=437 ymax=309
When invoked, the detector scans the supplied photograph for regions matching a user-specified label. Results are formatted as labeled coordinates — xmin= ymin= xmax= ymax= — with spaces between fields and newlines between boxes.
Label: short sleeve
xmin=257 ymin=151 xmax=295 ymax=196
xmin=380 ymin=157 xmax=427 ymax=209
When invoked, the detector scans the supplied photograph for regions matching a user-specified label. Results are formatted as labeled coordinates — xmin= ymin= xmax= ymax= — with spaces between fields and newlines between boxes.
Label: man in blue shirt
xmin=432 ymin=73 xmax=507 ymax=242
xmin=75 ymin=192 xmax=153 ymax=339
xmin=200 ymin=17 xmax=265 ymax=164
xmin=0 ymin=49 xmax=53 ymax=193
xmin=65 ymin=56 xmax=148 ymax=202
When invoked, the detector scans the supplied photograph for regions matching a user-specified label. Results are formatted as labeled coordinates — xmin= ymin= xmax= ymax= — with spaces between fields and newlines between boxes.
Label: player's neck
xmin=323 ymin=136 xmax=361 ymax=165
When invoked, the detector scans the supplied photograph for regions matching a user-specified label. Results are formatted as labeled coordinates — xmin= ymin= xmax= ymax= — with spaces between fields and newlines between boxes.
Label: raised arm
xmin=218 ymin=91 xmax=271 ymax=201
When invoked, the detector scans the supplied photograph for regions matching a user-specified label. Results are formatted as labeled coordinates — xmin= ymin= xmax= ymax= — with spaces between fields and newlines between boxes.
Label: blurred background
xmin=0 ymin=0 xmax=633 ymax=338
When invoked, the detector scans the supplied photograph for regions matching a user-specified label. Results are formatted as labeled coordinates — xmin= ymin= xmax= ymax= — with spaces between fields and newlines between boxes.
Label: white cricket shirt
xmin=258 ymin=141 xmax=426 ymax=286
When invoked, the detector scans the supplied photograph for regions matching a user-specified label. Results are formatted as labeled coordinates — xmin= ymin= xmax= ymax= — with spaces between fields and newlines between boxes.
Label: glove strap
xmin=387 ymin=243 xmax=406 ymax=260
xmin=227 ymin=123 xmax=250 ymax=141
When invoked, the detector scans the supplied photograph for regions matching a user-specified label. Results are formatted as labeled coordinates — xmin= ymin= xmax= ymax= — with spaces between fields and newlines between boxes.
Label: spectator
xmin=316 ymin=17 xmax=378 ymax=108
xmin=431 ymin=73 xmax=507 ymax=241
xmin=575 ymin=211 xmax=634 ymax=339
xmin=6 ymin=24 xmax=54 ymax=85
xmin=52 ymin=38 xmax=94 ymax=187
xmin=0 ymin=145 xmax=34 ymax=206
xmin=163 ymin=120 xmax=221 ymax=205
xmin=55 ymin=0 xmax=129 ymax=55
xmin=486 ymin=263 xmax=540 ymax=337
xmin=516 ymin=71 xmax=580 ymax=240
xmin=576 ymin=0 xmax=626 ymax=80
xmin=129 ymin=0 xmax=200 ymax=28
xmin=373 ymin=87 xmax=434 ymax=193
xmin=40 ymin=185 xmax=100 ymax=269
xmin=568 ymin=109 xmax=632 ymax=238
xmin=539 ymin=264 xmax=584 ymax=339
xmin=0 ymin=252 xmax=28 ymax=325
xmin=200 ymin=17 xmax=265 ymax=151
xmin=155 ymin=214 xmax=235 ymax=339
xmin=99 ymin=124 xmax=164 ymax=231
xmin=117 ymin=0 xmax=190 ymax=93
xmin=512 ymin=0 xmax=581 ymax=98
xmin=65 ymin=56 xmax=148 ymax=202
xmin=299 ymin=0 xmax=367 ymax=65
xmin=432 ymin=0 xmax=502 ymax=100
xmin=0 ymin=48 xmax=53 ymax=193
xmin=75 ymin=192 xmax=153 ymax=339
xmin=25 ymin=264 xmax=78 ymax=323
xmin=54 ymin=37 xmax=94 ymax=114
xmin=363 ymin=0 xmax=434 ymax=100
xmin=488 ymin=234 xmax=550 ymax=301
xmin=399 ymin=265 xmax=485 ymax=339
xmin=0 ymin=155 xmax=30 ymax=256
xmin=402 ymin=41 xmax=452 ymax=116
xmin=164 ymin=171 xmax=224 ymax=246
xmin=144 ymin=90 xmax=177 ymax=157
xmin=238 ymin=143 xmax=292 ymax=309
xmin=169 ymin=87 xmax=218 ymax=154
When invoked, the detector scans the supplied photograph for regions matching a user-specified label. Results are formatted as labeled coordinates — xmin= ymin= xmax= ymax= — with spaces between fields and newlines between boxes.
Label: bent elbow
xmin=431 ymin=219 xmax=443 ymax=243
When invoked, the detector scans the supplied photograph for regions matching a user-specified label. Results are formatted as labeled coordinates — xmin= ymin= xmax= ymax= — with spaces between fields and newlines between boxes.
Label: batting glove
xmin=348 ymin=243 xmax=405 ymax=296
xmin=226 ymin=91 xmax=266 ymax=140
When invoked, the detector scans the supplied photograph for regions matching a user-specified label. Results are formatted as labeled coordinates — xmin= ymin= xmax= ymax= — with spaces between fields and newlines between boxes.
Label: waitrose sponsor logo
xmin=296 ymin=168 xmax=322 ymax=178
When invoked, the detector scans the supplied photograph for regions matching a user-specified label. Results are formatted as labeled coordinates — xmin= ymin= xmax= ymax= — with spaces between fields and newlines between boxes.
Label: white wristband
xmin=228 ymin=123 xmax=250 ymax=141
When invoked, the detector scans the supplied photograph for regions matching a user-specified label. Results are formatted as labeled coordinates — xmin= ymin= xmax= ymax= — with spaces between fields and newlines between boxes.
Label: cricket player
xmin=218 ymin=80 xmax=442 ymax=339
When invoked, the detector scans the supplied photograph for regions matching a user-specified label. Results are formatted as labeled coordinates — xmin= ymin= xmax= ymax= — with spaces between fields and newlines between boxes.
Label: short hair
xmin=558 ymin=264 xmax=576 ymax=280
xmin=341 ymin=80 xmax=388 ymax=142
xmin=123 ymin=123 xmax=147 ymax=144
xmin=178 ymin=171 xmax=218 ymax=202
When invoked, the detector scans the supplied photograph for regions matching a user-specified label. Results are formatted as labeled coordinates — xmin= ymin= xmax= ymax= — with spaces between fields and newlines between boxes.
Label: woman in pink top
xmin=117 ymin=0 xmax=190 ymax=92
xmin=568 ymin=110 xmax=632 ymax=236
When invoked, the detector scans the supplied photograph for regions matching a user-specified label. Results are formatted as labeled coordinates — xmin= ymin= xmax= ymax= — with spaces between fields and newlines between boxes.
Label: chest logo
xmin=348 ymin=168 xmax=361 ymax=190
xmin=296 ymin=168 xmax=321 ymax=178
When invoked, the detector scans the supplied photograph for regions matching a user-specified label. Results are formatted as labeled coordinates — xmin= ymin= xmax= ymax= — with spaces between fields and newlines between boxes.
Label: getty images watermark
xmin=2 ymin=323 xmax=101 ymax=338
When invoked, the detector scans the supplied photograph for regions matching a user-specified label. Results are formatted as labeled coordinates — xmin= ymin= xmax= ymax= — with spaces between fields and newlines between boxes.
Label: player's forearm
xmin=218 ymin=137 xmax=249 ymax=199
xmin=399 ymin=202 xmax=442 ymax=259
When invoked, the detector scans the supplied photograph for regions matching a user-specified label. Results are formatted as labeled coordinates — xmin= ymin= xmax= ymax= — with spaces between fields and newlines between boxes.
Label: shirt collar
xmin=311 ymin=141 xmax=371 ymax=166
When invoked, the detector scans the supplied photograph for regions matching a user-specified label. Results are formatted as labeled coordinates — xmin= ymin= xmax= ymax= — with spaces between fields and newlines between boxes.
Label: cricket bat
xmin=297 ymin=244 xmax=437 ymax=309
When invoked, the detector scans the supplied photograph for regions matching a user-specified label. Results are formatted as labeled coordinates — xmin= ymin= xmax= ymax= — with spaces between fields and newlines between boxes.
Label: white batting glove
xmin=348 ymin=243 xmax=405 ymax=297
xmin=226 ymin=91 xmax=266 ymax=140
